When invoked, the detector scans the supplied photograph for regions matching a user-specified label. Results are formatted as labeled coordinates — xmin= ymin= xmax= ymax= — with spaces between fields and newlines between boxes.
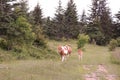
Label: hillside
xmin=0 ymin=40 xmax=120 ymax=80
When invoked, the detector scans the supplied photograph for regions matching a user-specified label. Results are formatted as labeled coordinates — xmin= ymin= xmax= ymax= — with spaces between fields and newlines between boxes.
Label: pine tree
xmin=10 ymin=0 xmax=29 ymax=21
xmin=98 ymin=0 xmax=113 ymax=39
xmin=114 ymin=10 xmax=120 ymax=38
xmin=79 ymin=10 xmax=87 ymax=33
xmin=54 ymin=0 xmax=65 ymax=39
xmin=32 ymin=3 xmax=43 ymax=25
xmin=0 ymin=0 xmax=16 ymax=37
xmin=116 ymin=10 xmax=120 ymax=21
xmin=30 ymin=3 xmax=46 ymax=47
xmin=87 ymin=0 xmax=112 ymax=45
xmin=55 ymin=0 xmax=64 ymax=23
xmin=15 ymin=0 xmax=28 ymax=17
xmin=64 ymin=0 xmax=79 ymax=38
xmin=0 ymin=0 xmax=35 ymax=50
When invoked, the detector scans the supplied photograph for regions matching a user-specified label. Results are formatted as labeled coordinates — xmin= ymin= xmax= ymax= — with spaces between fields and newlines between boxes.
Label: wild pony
xmin=57 ymin=45 xmax=72 ymax=62
xmin=78 ymin=49 xmax=83 ymax=60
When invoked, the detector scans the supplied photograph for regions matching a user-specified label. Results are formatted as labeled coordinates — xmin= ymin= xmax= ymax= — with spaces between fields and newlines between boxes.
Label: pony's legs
xmin=62 ymin=56 xmax=65 ymax=62
xmin=78 ymin=55 xmax=82 ymax=60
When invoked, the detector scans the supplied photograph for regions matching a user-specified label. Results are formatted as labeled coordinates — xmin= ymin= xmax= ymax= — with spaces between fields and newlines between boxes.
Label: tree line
xmin=0 ymin=0 xmax=120 ymax=51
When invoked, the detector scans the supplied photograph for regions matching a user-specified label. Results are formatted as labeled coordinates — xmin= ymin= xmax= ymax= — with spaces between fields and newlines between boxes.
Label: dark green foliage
xmin=79 ymin=10 xmax=87 ymax=34
xmin=29 ymin=48 xmax=59 ymax=59
xmin=12 ymin=45 xmax=59 ymax=60
xmin=0 ymin=0 xmax=76 ymax=61
xmin=64 ymin=0 xmax=79 ymax=38
xmin=53 ymin=0 xmax=65 ymax=39
xmin=0 ymin=0 xmax=15 ymax=36
xmin=0 ymin=38 xmax=8 ymax=49
xmin=87 ymin=0 xmax=112 ymax=45
xmin=45 ymin=0 xmax=79 ymax=39
xmin=113 ymin=10 xmax=120 ymax=38
xmin=117 ymin=37 xmax=120 ymax=47
xmin=29 ymin=3 xmax=47 ymax=48
xmin=32 ymin=3 xmax=43 ymax=25
xmin=19 ymin=0 xmax=28 ymax=17
xmin=44 ymin=17 xmax=55 ymax=38
xmin=6 ymin=16 xmax=35 ymax=49
xmin=12 ymin=0 xmax=28 ymax=18
xmin=33 ymin=26 xmax=47 ymax=48
xmin=1 ymin=16 xmax=35 ymax=50
xmin=87 ymin=22 xmax=108 ymax=45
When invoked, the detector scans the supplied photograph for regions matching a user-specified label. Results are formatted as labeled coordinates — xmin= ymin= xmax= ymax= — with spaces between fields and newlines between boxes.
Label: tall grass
xmin=0 ymin=42 xmax=59 ymax=62
xmin=0 ymin=40 xmax=120 ymax=80
xmin=110 ymin=48 xmax=120 ymax=64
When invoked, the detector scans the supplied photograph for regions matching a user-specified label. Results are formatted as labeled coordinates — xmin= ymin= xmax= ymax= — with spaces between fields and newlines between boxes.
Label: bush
xmin=108 ymin=39 xmax=118 ymax=51
xmin=117 ymin=37 xmax=120 ymax=47
xmin=0 ymin=38 xmax=7 ymax=49
xmin=33 ymin=35 xmax=47 ymax=48
xmin=77 ymin=34 xmax=89 ymax=49
xmin=0 ymin=48 xmax=13 ymax=62
xmin=33 ymin=25 xmax=47 ymax=48
xmin=111 ymin=49 xmax=120 ymax=64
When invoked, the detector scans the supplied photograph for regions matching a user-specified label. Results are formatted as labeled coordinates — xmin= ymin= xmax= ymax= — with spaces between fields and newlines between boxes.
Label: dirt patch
xmin=105 ymin=74 xmax=117 ymax=80
xmin=83 ymin=65 xmax=93 ymax=70
xmin=85 ymin=72 xmax=99 ymax=80
xmin=83 ymin=64 xmax=118 ymax=80
xmin=97 ymin=64 xmax=108 ymax=73
xmin=0 ymin=64 xmax=9 ymax=69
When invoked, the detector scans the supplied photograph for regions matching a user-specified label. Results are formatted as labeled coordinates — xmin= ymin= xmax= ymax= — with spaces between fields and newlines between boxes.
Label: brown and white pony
xmin=57 ymin=45 xmax=72 ymax=62
xmin=78 ymin=49 xmax=83 ymax=60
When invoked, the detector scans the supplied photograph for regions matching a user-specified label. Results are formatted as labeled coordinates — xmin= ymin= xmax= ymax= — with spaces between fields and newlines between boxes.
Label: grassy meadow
xmin=0 ymin=40 xmax=120 ymax=80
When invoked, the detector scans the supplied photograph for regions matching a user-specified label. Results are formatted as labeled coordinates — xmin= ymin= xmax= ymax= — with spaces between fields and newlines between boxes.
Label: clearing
xmin=0 ymin=40 xmax=120 ymax=80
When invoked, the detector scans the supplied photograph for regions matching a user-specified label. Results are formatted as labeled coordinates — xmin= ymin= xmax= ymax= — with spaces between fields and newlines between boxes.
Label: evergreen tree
xmin=87 ymin=0 xmax=112 ymax=45
xmin=54 ymin=0 xmax=65 ymax=39
xmin=116 ymin=10 xmax=120 ymax=21
xmin=32 ymin=3 xmax=43 ymax=25
xmin=30 ymin=3 xmax=46 ymax=47
xmin=44 ymin=17 xmax=57 ymax=39
xmin=114 ymin=10 xmax=120 ymax=38
xmin=64 ymin=0 xmax=79 ymax=38
xmin=10 ymin=0 xmax=29 ymax=21
xmin=79 ymin=10 xmax=87 ymax=33
xmin=0 ymin=0 xmax=35 ymax=50
xmin=98 ymin=0 xmax=113 ymax=39
xmin=0 ymin=0 xmax=15 ymax=36
xmin=7 ymin=16 xmax=35 ymax=49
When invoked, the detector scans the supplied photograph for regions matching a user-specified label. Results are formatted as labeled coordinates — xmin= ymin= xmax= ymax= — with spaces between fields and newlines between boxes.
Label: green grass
xmin=0 ymin=40 xmax=120 ymax=80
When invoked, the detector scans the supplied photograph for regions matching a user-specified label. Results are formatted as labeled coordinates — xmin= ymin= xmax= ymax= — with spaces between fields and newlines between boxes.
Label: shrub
xmin=29 ymin=47 xmax=59 ymax=59
xmin=117 ymin=37 xmax=120 ymax=47
xmin=108 ymin=39 xmax=118 ymax=51
xmin=0 ymin=49 xmax=12 ymax=62
xmin=111 ymin=48 xmax=120 ymax=64
xmin=33 ymin=25 xmax=47 ymax=48
xmin=77 ymin=34 xmax=89 ymax=49
xmin=0 ymin=38 xmax=7 ymax=49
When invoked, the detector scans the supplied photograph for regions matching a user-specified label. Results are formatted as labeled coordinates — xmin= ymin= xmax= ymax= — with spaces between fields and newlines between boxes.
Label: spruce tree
xmin=32 ymin=3 xmax=43 ymax=25
xmin=99 ymin=0 xmax=113 ymax=40
xmin=87 ymin=0 xmax=112 ymax=45
xmin=54 ymin=0 xmax=65 ymax=39
xmin=0 ymin=0 xmax=35 ymax=50
xmin=79 ymin=10 xmax=87 ymax=33
xmin=64 ymin=0 xmax=79 ymax=38
xmin=0 ymin=0 xmax=15 ymax=36
xmin=30 ymin=3 xmax=46 ymax=47
xmin=114 ymin=10 xmax=120 ymax=38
